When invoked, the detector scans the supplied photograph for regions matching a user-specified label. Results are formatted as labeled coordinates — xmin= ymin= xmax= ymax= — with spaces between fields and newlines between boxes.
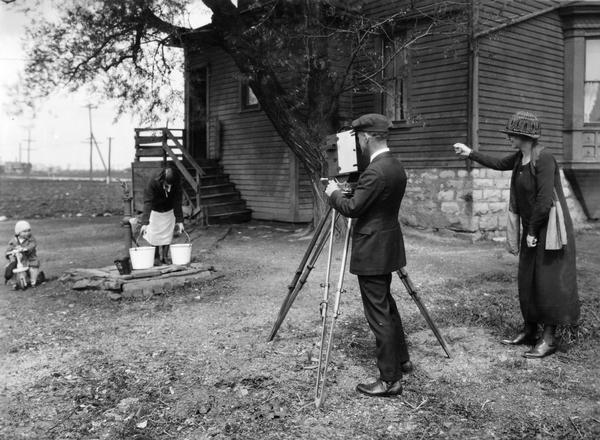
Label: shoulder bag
xmin=545 ymin=189 xmax=567 ymax=250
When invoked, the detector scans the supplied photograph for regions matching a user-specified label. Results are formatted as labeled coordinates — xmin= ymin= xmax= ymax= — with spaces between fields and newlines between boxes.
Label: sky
xmin=0 ymin=1 xmax=212 ymax=171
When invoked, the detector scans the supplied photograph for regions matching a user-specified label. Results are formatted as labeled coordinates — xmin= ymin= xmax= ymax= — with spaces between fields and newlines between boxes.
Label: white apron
xmin=143 ymin=210 xmax=175 ymax=246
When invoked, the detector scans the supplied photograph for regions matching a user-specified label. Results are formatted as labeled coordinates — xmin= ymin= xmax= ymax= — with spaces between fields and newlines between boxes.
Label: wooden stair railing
xmin=134 ymin=126 xmax=251 ymax=225
xmin=163 ymin=129 xmax=205 ymax=217
xmin=135 ymin=127 xmax=206 ymax=220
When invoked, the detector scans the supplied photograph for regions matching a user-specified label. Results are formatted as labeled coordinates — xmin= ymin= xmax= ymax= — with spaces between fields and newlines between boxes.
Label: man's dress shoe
xmin=356 ymin=379 xmax=402 ymax=397
xmin=401 ymin=361 xmax=414 ymax=374
xmin=501 ymin=332 xmax=536 ymax=346
xmin=523 ymin=339 xmax=557 ymax=358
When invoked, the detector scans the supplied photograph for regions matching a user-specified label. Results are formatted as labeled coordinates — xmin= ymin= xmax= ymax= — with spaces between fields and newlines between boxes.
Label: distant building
xmin=2 ymin=162 xmax=32 ymax=176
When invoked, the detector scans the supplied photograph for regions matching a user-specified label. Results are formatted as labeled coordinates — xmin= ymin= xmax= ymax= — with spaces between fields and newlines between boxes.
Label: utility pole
xmin=18 ymin=142 xmax=22 ymax=162
xmin=24 ymin=129 xmax=35 ymax=178
xmin=107 ymin=136 xmax=113 ymax=184
xmin=26 ymin=129 xmax=31 ymax=163
xmin=24 ymin=128 xmax=34 ymax=164
xmin=85 ymin=104 xmax=97 ymax=180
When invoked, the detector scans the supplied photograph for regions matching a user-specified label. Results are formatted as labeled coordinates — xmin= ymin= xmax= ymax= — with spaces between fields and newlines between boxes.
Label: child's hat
xmin=15 ymin=220 xmax=31 ymax=235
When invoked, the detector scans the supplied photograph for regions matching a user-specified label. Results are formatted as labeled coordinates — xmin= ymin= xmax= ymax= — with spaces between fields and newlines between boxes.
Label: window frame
xmin=380 ymin=35 xmax=409 ymax=124
xmin=584 ymin=37 xmax=600 ymax=125
xmin=559 ymin=2 xmax=600 ymax=165
xmin=240 ymin=80 xmax=260 ymax=112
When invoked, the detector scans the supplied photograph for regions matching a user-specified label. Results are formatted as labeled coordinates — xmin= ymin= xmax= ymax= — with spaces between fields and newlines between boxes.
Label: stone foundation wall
xmin=401 ymin=168 xmax=588 ymax=236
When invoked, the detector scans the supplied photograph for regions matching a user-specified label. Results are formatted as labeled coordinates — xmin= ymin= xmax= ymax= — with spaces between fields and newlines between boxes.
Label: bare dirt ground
xmin=0 ymin=177 xmax=124 ymax=219
xmin=1 ymin=217 xmax=599 ymax=439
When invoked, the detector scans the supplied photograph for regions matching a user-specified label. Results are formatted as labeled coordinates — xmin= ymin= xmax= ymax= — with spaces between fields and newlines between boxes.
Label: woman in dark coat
xmin=453 ymin=111 xmax=579 ymax=358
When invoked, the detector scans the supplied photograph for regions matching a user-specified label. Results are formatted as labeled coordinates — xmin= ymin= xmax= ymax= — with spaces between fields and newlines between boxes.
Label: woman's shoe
xmin=501 ymin=332 xmax=536 ymax=346
xmin=523 ymin=339 xmax=557 ymax=358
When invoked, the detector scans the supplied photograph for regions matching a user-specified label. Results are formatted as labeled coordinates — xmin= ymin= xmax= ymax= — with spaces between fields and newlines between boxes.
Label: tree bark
xmin=201 ymin=0 xmax=342 ymax=226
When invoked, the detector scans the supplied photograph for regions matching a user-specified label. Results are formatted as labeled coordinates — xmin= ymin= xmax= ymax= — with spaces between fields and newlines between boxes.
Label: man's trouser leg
xmin=358 ymin=273 xmax=409 ymax=382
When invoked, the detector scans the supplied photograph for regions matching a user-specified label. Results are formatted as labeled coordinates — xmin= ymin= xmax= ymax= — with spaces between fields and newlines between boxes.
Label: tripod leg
xmin=267 ymin=214 xmax=335 ymax=341
xmin=280 ymin=223 xmax=333 ymax=318
xmin=287 ymin=205 xmax=332 ymax=296
xmin=315 ymin=217 xmax=352 ymax=409
xmin=314 ymin=208 xmax=337 ymax=397
xmin=267 ymin=207 xmax=332 ymax=341
xmin=396 ymin=268 xmax=452 ymax=358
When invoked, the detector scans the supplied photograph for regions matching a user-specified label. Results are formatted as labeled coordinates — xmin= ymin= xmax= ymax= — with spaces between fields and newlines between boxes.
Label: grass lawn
xmin=0 ymin=217 xmax=599 ymax=439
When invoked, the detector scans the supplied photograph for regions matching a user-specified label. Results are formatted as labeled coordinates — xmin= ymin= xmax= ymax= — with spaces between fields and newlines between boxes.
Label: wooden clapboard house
xmin=347 ymin=0 xmax=599 ymax=223
xmin=132 ymin=0 xmax=600 ymax=227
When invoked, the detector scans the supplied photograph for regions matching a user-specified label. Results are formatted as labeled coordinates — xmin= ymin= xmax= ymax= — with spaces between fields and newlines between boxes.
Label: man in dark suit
xmin=325 ymin=113 xmax=411 ymax=397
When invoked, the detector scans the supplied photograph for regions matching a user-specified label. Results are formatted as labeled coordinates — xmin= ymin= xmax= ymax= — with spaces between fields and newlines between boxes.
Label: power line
xmin=91 ymin=134 xmax=108 ymax=171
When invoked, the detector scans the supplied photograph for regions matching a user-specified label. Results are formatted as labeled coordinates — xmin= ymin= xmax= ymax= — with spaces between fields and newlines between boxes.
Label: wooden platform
xmin=59 ymin=262 xmax=220 ymax=300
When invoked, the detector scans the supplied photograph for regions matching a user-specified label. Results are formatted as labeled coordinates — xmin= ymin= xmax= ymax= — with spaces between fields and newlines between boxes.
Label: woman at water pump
xmin=140 ymin=166 xmax=184 ymax=265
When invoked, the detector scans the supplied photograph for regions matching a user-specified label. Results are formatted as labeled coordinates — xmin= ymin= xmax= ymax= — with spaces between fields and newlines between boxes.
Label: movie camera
xmin=323 ymin=129 xmax=369 ymax=178
xmin=320 ymin=129 xmax=370 ymax=194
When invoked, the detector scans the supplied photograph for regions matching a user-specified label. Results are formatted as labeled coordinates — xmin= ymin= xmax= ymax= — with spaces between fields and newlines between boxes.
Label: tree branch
xmin=66 ymin=30 xmax=130 ymax=83
xmin=140 ymin=7 xmax=190 ymax=37
xmin=341 ymin=22 xmax=434 ymax=94
xmin=332 ymin=9 xmax=415 ymax=100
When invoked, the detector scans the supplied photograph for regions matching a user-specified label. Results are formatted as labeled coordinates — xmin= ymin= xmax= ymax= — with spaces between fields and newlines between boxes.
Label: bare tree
xmin=8 ymin=0 xmax=468 ymax=216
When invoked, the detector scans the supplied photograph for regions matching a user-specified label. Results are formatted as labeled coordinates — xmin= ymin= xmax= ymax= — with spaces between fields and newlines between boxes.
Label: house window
xmin=241 ymin=81 xmax=259 ymax=110
xmin=381 ymin=37 xmax=407 ymax=122
xmin=585 ymin=38 xmax=600 ymax=124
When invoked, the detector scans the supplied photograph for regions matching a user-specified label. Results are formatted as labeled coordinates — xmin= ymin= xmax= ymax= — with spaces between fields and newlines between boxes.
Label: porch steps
xmin=200 ymin=183 xmax=236 ymax=195
xmin=208 ymin=210 xmax=256 ymax=224
xmin=134 ymin=128 xmax=251 ymax=225
xmin=181 ymin=161 xmax=251 ymax=223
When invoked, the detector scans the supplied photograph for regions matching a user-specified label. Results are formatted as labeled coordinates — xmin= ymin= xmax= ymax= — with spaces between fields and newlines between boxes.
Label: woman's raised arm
xmin=453 ymin=143 xmax=519 ymax=171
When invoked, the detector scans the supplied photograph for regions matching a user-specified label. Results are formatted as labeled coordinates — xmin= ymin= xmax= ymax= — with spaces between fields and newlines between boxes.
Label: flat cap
xmin=351 ymin=113 xmax=392 ymax=133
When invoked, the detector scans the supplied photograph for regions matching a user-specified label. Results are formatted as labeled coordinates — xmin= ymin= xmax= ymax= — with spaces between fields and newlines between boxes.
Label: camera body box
xmin=323 ymin=130 xmax=368 ymax=178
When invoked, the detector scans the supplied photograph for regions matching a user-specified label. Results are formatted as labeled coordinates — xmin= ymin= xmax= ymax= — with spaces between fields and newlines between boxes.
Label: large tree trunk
xmin=202 ymin=0 xmax=344 ymax=226
xmin=275 ymin=120 xmax=335 ymax=226
xmin=238 ymin=64 xmax=339 ymax=226
xmin=306 ymin=163 xmax=330 ymax=225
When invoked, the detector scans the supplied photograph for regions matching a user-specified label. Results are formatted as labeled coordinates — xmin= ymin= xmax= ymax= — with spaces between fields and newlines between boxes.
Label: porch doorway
xmin=188 ymin=66 xmax=208 ymax=160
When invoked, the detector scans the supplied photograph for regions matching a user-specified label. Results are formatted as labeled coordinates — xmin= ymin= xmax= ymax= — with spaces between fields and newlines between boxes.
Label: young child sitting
xmin=5 ymin=220 xmax=42 ymax=289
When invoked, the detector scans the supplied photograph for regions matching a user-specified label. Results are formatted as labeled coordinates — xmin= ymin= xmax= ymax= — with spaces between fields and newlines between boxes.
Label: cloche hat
xmin=501 ymin=111 xmax=541 ymax=139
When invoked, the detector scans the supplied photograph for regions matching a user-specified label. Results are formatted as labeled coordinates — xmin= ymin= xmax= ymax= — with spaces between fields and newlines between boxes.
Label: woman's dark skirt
xmin=518 ymin=199 xmax=580 ymax=325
